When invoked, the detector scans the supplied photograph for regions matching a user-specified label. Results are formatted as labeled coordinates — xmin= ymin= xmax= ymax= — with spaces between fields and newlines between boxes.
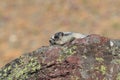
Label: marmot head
xmin=49 ymin=32 xmax=73 ymax=45
xmin=49 ymin=32 xmax=64 ymax=45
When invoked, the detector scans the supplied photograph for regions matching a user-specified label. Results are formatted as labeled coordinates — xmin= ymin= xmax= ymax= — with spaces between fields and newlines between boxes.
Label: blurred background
xmin=0 ymin=0 xmax=120 ymax=68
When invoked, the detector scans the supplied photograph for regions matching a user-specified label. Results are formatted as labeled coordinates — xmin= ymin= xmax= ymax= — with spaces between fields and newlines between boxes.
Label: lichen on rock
xmin=0 ymin=34 xmax=120 ymax=80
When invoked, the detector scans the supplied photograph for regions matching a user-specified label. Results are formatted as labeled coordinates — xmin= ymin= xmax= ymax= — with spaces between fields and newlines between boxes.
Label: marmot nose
xmin=49 ymin=39 xmax=55 ymax=45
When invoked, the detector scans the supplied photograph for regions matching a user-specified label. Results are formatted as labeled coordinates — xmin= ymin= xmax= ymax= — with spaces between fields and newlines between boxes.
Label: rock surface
xmin=0 ymin=34 xmax=120 ymax=80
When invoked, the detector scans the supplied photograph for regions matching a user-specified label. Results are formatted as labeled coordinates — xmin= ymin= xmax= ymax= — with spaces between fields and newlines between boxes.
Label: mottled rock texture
xmin=0 ymin=34 xmax=120 ymax=80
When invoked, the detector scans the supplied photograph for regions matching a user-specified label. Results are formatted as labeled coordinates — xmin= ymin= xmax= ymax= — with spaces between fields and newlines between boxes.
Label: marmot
xmin=49 ymin=32 xmax=87 ymax=45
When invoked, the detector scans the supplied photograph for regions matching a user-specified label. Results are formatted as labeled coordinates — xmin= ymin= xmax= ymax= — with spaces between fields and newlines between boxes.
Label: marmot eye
xmin=54 ymin=32 xmax=64 ymax=39
xmin=54 ymin=36 xmax=59 ymax=39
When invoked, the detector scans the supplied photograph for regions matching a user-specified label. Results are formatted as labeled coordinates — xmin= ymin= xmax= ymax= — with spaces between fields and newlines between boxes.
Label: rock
xmin=0 ymin=34 xmax=120 ymax=80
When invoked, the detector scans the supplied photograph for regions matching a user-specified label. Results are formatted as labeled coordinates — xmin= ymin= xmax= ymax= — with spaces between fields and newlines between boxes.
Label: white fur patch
xmin=110 ymin=41 xmax=114 ymax=46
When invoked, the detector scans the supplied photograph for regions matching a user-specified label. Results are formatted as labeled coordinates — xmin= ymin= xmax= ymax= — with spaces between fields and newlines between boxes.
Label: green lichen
xmin=64 ymin=46 xmax=77 ymax=55
xmin=57 ymin=46 xmax=77 ymax=62
xmin=57 ymin=54 xmax=64 ymax=62
xmin=94 ymin=65 xmax=107 ymax=75
xmin=96 ymin=57 xmax=104 ymax=62
xmin=100 ymin=65 xmax=106 ymax=75
xmin=0 ymin=55 xmax=41 ymax=80
xmin=116 ymin=72 xmax=120 ymax=80
xmin=71 ymin=76 xmax=79 ymax=80
xmin=111 ymin=59 xmax=120 ymax=64
xmin=95 ymin=66 xmax=99 ymax=70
